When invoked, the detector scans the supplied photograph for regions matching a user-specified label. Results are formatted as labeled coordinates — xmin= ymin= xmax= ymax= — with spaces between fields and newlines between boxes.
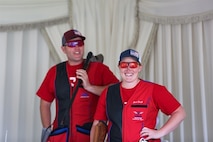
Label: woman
xmin=90 ymin=49 xmax=186 ymax=142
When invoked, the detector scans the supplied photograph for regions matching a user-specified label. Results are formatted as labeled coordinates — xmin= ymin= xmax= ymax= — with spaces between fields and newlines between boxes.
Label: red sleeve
xmin=94 ymin=88 xmax=108 ymax=120
xmin=36 ymin=66 xmax=56 ymax=102
xmin=87 ymin=62 xmax=119 ymax=86
xmin=100 ymin=64 xmax=119 ymax=85
xmin=153 ymin=85 xmax=181 ymax=115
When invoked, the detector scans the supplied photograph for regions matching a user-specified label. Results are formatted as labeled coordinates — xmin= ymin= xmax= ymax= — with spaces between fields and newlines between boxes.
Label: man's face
xmin=62 ymin=37 xmax=85 ymax=65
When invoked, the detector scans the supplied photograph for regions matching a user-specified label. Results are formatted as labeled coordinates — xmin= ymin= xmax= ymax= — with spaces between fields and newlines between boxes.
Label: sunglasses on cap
xmin=65 ymin=40 xmax=84 ymax=48
xmin=119 ymin=62 xmax=139 ymax=68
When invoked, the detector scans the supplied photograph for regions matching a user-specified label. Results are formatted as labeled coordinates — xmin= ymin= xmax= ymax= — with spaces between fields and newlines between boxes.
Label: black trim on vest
xmin=106 ymin=83 xmax=122 ymax=142
xmin=55 ymin=62 xmax=70 ymax=128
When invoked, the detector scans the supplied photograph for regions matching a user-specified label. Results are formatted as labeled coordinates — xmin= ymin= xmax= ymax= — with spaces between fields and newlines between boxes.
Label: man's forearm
xmin=40 ymin=99 xmax=51 ymax=128
xmin=85 ymin=85 xmax=107 ymax=96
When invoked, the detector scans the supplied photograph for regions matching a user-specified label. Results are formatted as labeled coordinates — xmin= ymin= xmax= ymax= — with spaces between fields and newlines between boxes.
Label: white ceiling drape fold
xmin=0 ymin=0 xmax=68 ymax=25
xmin=139 ymin=0 xmax=213 ymax=24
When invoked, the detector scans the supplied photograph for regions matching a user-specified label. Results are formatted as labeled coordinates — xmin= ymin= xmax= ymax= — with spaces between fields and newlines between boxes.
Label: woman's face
xmin=118 ymin=57 xmax=142 ymax=84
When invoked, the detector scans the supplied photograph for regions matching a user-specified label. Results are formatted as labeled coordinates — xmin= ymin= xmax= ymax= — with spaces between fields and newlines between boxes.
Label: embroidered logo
xmin=80 ymin=93 xmax=89 ymax=98
xmin=74 ymin=30 xmax=82 ymax=36
xmin=132 ymin=111 xmax=143 ymax=121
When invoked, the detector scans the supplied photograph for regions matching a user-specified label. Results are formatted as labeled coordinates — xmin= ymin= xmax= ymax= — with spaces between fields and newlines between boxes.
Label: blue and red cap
xmin=119 ymin=49 xmax=140 ymax=63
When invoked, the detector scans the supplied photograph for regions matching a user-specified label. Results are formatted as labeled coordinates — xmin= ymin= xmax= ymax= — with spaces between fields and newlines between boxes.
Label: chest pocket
xmin=130 ymin=98 xmax=150 ymax=122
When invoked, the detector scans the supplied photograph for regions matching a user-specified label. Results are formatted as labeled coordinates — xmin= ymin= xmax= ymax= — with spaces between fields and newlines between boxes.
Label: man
xmin=90 ymin=49 xmax=186 ymax=142
xmin=37 ymin=29 xmax=119 ymax=142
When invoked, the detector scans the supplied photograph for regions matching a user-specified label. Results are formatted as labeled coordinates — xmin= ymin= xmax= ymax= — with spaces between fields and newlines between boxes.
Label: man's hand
xmin=76 ymin=69 xmax=91 ymax=89
xmin=76 ymin=69 xmax=107 ymax=96
xmin=41 ymin=127 xmax=51 ymax=142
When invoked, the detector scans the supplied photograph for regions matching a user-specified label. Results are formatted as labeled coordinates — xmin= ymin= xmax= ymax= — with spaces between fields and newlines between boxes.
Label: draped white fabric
xmin=0 ymin=0 xmax=68 ymax=25
xmin=0 ymin=0 xmax=213 ymax=142
xmin=139 ymin=0 xmax=213 ymax=24
xmin=140 ymin=0 xmax=213 ymax=16
xmin=69 ymin=0 xmax=139 ymax=77
xmin=0 ymin=30 xmax=53 ymax=141
xmin=143 ymin=20 xmax=213 ymax=141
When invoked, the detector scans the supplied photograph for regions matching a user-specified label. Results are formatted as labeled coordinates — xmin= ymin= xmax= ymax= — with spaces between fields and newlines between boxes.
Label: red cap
xmin=62 ymin=29 xmax=86 ymax=45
